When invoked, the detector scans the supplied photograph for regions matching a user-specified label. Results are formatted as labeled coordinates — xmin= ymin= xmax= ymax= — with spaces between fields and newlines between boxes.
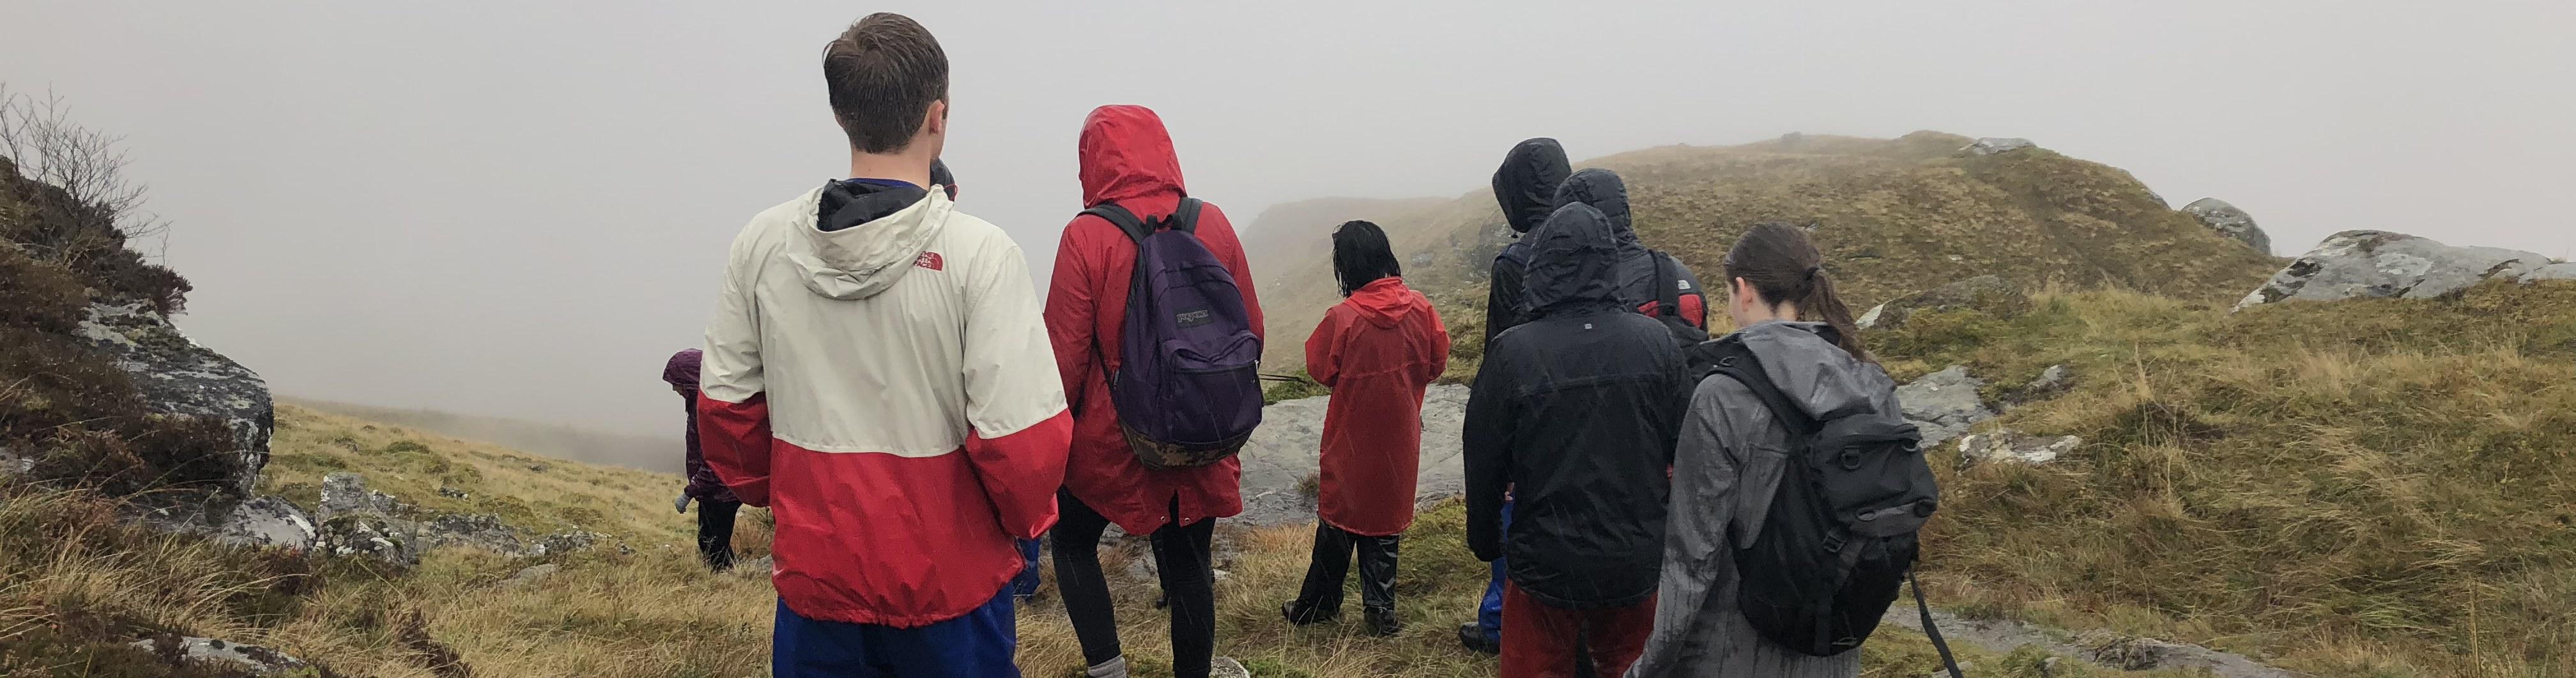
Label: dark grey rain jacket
xmin=1626 ymin=320 xmax=1896 ymax=677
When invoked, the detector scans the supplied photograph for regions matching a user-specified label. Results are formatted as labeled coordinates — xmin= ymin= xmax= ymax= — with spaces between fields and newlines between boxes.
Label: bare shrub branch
xmin=0 ymin=84 xmax=168 ymax=253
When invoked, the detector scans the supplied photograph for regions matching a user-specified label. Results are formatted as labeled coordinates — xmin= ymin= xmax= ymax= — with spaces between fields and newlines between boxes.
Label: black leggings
xmin=696 ymin=498 xmax=740 ymax=572
xmin=1052 ymin=488 xmax=1216 ymax=678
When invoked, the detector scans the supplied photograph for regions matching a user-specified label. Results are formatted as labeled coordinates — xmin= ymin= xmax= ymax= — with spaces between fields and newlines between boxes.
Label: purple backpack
xmin=1083 ymin=199 xmax=1264 ymax=470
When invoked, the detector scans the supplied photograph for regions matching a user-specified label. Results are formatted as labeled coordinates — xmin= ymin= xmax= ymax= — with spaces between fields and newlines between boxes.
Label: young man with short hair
xmin=696 ymin=13 xmax=1070 ymax=677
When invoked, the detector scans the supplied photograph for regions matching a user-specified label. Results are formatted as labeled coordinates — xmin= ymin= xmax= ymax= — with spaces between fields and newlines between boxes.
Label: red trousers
xmin=1499 ymin=582 xmax=1657 ymax=678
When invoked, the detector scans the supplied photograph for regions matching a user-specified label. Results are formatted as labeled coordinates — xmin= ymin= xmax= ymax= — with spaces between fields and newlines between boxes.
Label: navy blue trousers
xmin=772 ymin=587 xmax=1017 ymax=677
xmin=1476 ymin=499 xmax=1515 ymax=643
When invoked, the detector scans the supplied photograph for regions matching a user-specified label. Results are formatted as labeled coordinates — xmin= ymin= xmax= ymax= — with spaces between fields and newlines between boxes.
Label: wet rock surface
xmin=2238 ymin=230 xmax=2552 ymax=310
xmin=74 ymin=302 xmax=273 ymax=493
xmin=1236 ymin=384 xmax=1469 ymax=526
xmin=132 ymin=635 xmax=311 ymax=674
xmin=1895 ymin=366 xmax=1997 ymax=446
xmin=1963 ymin=137 xmax=2036 ymax=155
xmin=2524 ymin=262 xmax=2576 ymax=282
xmin=2182 ymin=198 xmax=2272 ymax=253
xmin=1958 ymin=429 xmax=2080 ymax=467
xmin=307 ymin=472 xmax=608 ymax=565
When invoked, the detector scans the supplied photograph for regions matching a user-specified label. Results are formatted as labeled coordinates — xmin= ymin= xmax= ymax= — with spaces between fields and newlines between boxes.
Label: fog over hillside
xmin=282 ymin=397 xmax=682 ymax=474
xmin=3 ymin=1 xmax=2568 ymax=437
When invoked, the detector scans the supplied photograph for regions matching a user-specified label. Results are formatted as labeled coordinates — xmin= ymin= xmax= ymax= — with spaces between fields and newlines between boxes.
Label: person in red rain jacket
xmin=1280 ymin=220 xmax=1450 ymax=637
xmin=1043 ymin=104 xmax=1262 ymax=678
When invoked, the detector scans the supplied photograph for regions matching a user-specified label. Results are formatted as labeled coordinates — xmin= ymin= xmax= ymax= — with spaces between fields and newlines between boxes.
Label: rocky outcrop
xmin=311 ymin=472 xmax=606 ymax=566
xmin=319 ymin=472 xmax=408 ymax=517
xmin=1859 ymin=276 xmax=2030 ymax=330
xmin=2237 ymin=230 xmax=2552 ymax=310
xmin=1963 ymin=137 xmax=2035 ymax=155
xmin=2011 ymin=365 xmax=2074 ymax=404
xmin=1896 ymin=366 xmax=1996 ymax=446
xmin=2182 ymin=198 xmax=2271 ymax=253
xmin=73 ymin=302 xmax=273 ymax=494
xmin=208 ymin=495 xmax=319 ymax=550
xmin=1957 ymin=430 xmax=2079 ymax=467
xmin=2525 ymin=262 xmax=2576 ymax=282
xmin=131 ymin=635 xmax=312 ymax=674
xmin=1235 ymin=384 xmax=1471 ymax=526
xmin=318 ymin=513 xmax=420 ymax=566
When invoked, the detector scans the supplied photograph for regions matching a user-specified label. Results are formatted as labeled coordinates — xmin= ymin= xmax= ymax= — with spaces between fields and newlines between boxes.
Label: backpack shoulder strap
xmin=1912 ymin=571 xmax=1968 ymax=678
xmin=1163 ymin=198 xmax=1204 ymax=234
xmin=1706 ymin=338 xmax=1821 ymax=436
xmin=1654 ymin=251 xmax=1683 ymax=320
xmin=1081 ymin=203 xmax=1154 ymax=245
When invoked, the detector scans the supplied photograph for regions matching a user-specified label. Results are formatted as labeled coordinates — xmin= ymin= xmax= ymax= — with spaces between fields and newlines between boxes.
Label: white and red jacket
xmin=698 ymin=181 xmax=1070 ymax=628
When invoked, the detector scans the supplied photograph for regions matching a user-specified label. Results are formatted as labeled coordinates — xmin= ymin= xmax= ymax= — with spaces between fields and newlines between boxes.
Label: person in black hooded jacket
xmin=1464 ymin=202 xmax=1690 ymax=678
xmin=1460 ymin=137 xmax=1575 ymax=655
xmin=1554 ymin=168 xmax=1709 ymax=341
xmin=1483 ymin=138 xmax=1573 ymax=350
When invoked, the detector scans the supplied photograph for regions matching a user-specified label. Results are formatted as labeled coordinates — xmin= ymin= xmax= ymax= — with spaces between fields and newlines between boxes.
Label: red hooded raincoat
xmin=1045 ymin=105 xmax=1263 ymax=535
xmin=1307 ymin=277 xmax=1449 ymax=536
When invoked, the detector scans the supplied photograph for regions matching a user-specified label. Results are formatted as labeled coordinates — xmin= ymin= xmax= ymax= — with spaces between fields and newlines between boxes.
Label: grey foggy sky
xmin=4 ymin=1 xmax=2571 ymax=439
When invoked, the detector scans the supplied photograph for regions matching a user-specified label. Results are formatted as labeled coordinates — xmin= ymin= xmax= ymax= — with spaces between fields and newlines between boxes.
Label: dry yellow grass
xmin=14 ymin=282 xmax=2575 ymax=677
xmin=1887 ymin=282 xmax=2576 ymax=677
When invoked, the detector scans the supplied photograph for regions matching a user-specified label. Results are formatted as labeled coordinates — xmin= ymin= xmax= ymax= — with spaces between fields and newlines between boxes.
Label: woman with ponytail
xmin=1627 ymin=223 xmax=1896 ymax=677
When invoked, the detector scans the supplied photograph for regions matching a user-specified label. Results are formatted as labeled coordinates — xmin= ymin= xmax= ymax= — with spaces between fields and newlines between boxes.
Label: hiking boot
xmin=1456 ymin=622 xmax=1500 ymax=655
xmin=1209 ymin=656 xmax=1250 ymax=678
xmin=1363 ymin=607 xmax=1402 ymax=637
xmin=1281 ymin=600 xmax=1337 ymax=626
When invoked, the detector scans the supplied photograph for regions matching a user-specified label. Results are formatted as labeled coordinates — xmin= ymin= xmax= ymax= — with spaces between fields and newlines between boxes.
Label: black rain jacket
xmin=1483 ymin=138 xmax=1571 ymax=350
xmin=1554 ymin=169 xmax=1709 ymax=335
xmin=1463 ymin=202 xmax=1692 ymax=610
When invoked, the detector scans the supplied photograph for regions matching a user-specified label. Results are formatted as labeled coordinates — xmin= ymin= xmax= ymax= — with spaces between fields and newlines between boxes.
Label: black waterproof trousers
xmin=1286 ymin=524 xmax=1400 ymax=623
xmin=1053 ymin=488 xmax=1218 ymax=678
xmin=695 ymin=498 xmax=740 ymax=573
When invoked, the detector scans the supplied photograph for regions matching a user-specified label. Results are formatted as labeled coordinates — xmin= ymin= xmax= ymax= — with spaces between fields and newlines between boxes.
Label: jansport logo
xmin=1175 ymin=308 xmax=1213 ymax=328
xmin=914 ymin=252 xmax=944 ymax=271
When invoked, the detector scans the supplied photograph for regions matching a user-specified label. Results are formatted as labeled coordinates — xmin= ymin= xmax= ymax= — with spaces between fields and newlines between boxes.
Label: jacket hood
xmin=1733 ymin=320 xmax=1896 ymax=421
xmin=1344 ymin=277 xmax=1425 ymax=329
xmin=1522 ymin=203 xmax=1622 ymax=313
xmin=1492 ymin=138 xmax=1570 ymax=234
xmin=663 ymin=349 xmax=702 ymax=391
xmin=1078 ymin=105 xmax=1185 ymax=207
xmin=1554 ymin=169 xmax=1638 ymax=243
xmin=793 ymin=181 xmax=953 ymax=300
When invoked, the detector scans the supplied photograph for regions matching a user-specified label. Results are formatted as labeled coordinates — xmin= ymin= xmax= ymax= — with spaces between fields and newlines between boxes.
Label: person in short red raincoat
xmin=1280 ymin=220 xmax=1450 ymax=636
xmin=1043 ymin=104 xmax=1262 ymax=678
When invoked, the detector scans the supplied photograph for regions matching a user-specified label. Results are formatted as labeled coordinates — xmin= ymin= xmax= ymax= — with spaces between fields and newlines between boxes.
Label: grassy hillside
xmin=1238 ymin=196 xmax=1448 ymax=294
xmin=1259 ymin=132 xmax=2285 ymax=377
xmin=1 ymin=405 xmax=781 ymax=677
xmin=282 ymin=397 xmax=679 ymax=474
xmin=1883 ymin=281 xmax=2576 ymax=677
xmin=20 ymin=282 xmax=2572 ymax=675
xmin=4 ymin=404 xmax=2102 ymax=677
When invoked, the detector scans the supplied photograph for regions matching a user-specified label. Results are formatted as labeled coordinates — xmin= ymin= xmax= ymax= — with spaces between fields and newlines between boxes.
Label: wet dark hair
xmin=1331 ymin=220 xmax=1401 ymax=297
xmin=1724 ymin=223 xmax=1871 ymax=362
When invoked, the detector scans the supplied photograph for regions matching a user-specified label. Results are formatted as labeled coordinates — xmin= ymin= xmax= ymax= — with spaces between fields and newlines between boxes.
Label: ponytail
xmin=1724 ymin=223 xmax=1873 ymax=363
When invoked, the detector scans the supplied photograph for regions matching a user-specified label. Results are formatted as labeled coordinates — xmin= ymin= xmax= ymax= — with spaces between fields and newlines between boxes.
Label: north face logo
xmin=914 ymin=252 xmax=944 ymax=271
